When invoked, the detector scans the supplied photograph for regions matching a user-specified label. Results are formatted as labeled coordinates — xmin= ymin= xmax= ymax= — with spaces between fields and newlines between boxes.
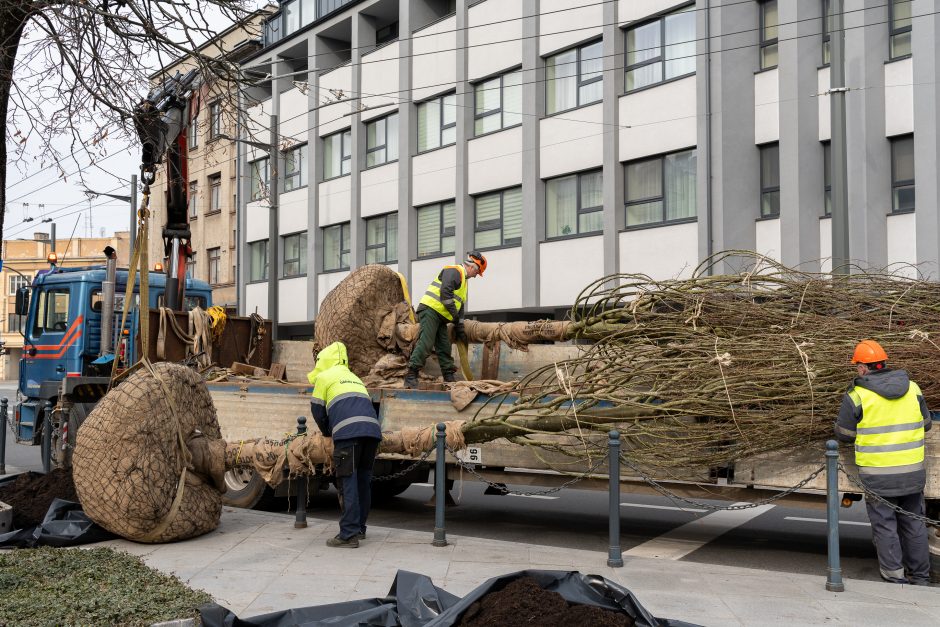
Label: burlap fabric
xmin=72 ymin=362 xmax=224 ymax=543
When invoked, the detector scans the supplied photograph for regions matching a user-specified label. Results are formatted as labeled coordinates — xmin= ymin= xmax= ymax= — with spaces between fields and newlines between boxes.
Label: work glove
xmin=454 ymin=321 xmax=468 ymax=344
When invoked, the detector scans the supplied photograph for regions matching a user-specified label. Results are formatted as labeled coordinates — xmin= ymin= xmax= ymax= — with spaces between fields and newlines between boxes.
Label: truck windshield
xmin=33 ymin=287 xmax=70 ymax=334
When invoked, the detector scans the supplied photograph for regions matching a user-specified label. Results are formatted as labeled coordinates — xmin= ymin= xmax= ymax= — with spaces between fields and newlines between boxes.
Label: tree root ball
xmin=72 ymin=362 xmax=223 ymax=543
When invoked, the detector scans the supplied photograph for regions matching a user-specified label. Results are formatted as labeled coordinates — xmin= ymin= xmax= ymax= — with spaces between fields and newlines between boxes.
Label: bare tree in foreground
xmin=1 ymin=0 xmax=260 ymax=251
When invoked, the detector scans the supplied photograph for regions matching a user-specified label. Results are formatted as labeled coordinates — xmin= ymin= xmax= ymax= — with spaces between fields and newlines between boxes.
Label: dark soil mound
xmin=0 ymin=469 xmax=78 ymax=529
xmin=457 ymin=576 xmax=635 ymax=627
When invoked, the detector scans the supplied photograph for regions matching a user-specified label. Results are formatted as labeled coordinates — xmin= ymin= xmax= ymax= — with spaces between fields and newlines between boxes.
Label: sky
xmin=4 ymin=2 xmax=266 ymax=244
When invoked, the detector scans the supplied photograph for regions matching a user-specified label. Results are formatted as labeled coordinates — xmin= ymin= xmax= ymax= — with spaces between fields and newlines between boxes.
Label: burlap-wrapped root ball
xmin=73 ymin=362 xmax=225 ymax=543
xmin=314 ymin=264 xmax=408 ymax=376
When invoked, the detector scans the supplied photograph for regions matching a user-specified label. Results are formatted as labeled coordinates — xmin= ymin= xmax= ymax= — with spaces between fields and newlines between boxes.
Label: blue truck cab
xmin=12 ymin=264 xmax=212 ymax=452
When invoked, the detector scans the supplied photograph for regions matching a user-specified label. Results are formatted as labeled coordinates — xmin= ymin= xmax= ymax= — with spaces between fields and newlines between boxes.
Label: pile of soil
xmin=457 ymin=576 xmax=634 ymax=627
xmin=0 ymin=469 xmax=78 ymax=529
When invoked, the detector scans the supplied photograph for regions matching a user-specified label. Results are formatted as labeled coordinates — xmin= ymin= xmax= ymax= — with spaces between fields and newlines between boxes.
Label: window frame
xmin=281 ymin=231 xmax=308 ymax=278
xmin=890 ymin=134 xmax=915 ymax=214
xmin=888 ymin=0 xmax=913 ymax=60
xmin=248 ymin=240 xmax=269 ymax=283
xmin=823 ymin=141 xmax=832 ymax=216
xmin=249 ymin=157 xmax=269 ymax=201
xmin=31 ymin=287 xmax=71 ymax=336
xmin=365 ymin=113 xmax=399 ymax=168
xmin=416 ymin=201 xmax=457 ymax=259
xmin=6 ymin=313 xmax=26 ymax=333
xmin=186 ymin=252 xmax=197 ymax=279
xmin=8 ymin=274 xmax=31 ymax=296
xmin=322 ymin=222 xmax=351 ymax=272
xmin=822 ymin=0 xmax=832 ymax=66
xmin=208 ymin=173 xmax=222 ymax=214
xmin=188 ymin=113 xmax=198 ymax=149
xmin=759 ymin=143 xmax=781 ymax=218
xmin=284 ymin=143 xmax=309 ymax=191
xmin=545 ymin=39 xmax=604 ymax=115
xmin=624 ymin=148 xmax=699 ymax=229
xmin=188 ymin=181 xmax=198 ymax=219
xmin=208 ymin=101 xmax=222 ymax=141
xmin=365 ymin=213 xmax=398 ymax=264
xmin=473 ymin=69 xmax=523 ymax=137
xmin=624 ymin=4 xmax=697 ymax=93
xmin=323 ymin=129 xmax=352 ymax=179
xmin=545 ymin=169 xmax=604 ymax=240
xmin=759 ymin=0 xmax=779 ymax=71
xmin=417 ymin=92 xmax=457 ymax=153
xmin=473 ymin=186 xmax=523 ymax=251
xmin=207 ymin=247 xmax=221 ymax=285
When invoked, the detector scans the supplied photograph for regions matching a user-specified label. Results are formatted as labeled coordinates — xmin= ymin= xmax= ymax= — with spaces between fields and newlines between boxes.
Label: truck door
xmin=21 ymin=286 xmax=78 ymax=388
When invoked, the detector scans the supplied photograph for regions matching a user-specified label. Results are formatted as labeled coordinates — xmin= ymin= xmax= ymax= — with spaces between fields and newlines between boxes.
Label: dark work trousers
xmin=333 ymin=437 xmax=380 ymax=540
xmin=408 ymin=307 xmax=456 ymax=374
xmin=865 ymin=492 xmax=931 ymax=583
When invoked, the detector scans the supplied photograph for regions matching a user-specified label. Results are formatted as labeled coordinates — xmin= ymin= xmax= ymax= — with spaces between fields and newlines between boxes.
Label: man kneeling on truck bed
xmin=836 ymin=339 xmax=932 ymax=585
xmin=308 ymin=342 xmax=383 ymax=548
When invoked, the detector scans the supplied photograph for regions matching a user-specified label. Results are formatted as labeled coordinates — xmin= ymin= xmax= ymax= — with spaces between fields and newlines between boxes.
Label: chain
xmin=838 ymin=463 xmax=940 ymax=526
xmin=445 ymin=443 xmax=609 ymax=496
xmin=618 ymin=452 xmax=828 ymax=511
xmin=372 ymin=446 xmax=435 ymax=483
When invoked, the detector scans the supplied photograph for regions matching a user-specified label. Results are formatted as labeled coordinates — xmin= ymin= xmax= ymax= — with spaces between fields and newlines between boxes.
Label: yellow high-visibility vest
xmin=419 ymin=264 xmax=467 ymax=322
xmin=850 ymin=383 xmax=926 ymax=469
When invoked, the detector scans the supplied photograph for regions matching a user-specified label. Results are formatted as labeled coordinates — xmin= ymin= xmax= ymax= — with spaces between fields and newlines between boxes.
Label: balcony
xmin=263 ymin=0 xmax=358 ymax=46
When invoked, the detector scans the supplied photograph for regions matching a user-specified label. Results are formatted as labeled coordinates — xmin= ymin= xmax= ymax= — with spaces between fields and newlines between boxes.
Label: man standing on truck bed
xmin=836 ymin=339 xmax=932 ymax=585
xmin=308 ymin=341 xmax=383 ymax=548
xmin=405 ymin=251 xmax=487 ymax=389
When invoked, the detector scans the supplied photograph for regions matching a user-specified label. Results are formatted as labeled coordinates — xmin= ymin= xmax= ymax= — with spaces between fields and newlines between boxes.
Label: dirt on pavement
xmin=0 ymin=469 xmax=78 ymax=529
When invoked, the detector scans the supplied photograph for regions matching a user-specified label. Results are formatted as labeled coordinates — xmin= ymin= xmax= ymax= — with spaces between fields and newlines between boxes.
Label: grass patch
xmin=0 ymin=546 xmax=213 ymax=626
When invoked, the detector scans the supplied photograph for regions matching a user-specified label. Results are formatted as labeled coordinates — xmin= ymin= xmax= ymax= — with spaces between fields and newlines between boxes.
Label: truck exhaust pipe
xmin=100 ymin=246 xmax=118 ymax=356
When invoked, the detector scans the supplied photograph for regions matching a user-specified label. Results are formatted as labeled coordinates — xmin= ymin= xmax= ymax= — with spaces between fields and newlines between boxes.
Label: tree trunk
xmin=0 ymin=3 xmax=32 ymax=252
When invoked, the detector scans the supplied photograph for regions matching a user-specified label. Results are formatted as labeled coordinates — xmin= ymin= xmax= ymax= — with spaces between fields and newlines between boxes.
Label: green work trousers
xmin=409 ymin=307 xmax=455 ymax=374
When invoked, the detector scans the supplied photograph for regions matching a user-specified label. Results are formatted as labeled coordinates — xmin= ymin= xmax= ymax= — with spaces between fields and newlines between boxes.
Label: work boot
xmin=355 ymin=532 xmax=366 ymax=540
xmin=404 ymin=368 xmax=419 ymax=389
xmin=326 ymin=534 xmax=359 ymax=548
xmin=442 ymin=371 xmax=456 ymax=383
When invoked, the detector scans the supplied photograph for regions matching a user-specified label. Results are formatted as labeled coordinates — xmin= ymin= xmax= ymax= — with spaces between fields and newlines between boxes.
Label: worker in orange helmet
xmin=836 ymin=339 xmax=932 ymax=585
xmin=405 ymin=251 xmax=486 ymax=389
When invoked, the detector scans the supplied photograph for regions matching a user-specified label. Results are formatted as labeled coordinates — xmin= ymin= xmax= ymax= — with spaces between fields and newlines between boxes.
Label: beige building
xmin=1 ymin=231 xmax=131 ymax=380
xmin=147 ymin=8 xmax=269 ymax=308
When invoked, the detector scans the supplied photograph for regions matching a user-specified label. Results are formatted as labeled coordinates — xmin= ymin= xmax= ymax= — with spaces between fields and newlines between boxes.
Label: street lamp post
xmin=84 ymin=175 xmax=139 ymax=261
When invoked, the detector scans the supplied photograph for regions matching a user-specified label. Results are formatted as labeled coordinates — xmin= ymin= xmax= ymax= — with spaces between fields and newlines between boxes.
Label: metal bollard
xmin=432 ymin=423 xmax=448 ymax=547
xmin=294 ymin=416 xmax=308 ymax=529
xmin=42 ymin=400 xmax=53 ymax=474
xmin=825 ymin=440 xmax=845 ymax=592
xmin=0 ymin=398 xmax=8 ymax=475
xmin=607 ymin=430 xmax=624 ymax=567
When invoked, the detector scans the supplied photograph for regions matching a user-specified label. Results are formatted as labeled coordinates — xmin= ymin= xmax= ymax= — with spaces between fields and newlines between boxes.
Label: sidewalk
xmin=95 ymin=507 xmax=940 ymax=626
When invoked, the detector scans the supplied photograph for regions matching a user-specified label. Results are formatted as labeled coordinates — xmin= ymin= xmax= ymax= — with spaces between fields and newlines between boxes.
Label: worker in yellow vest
xmin=836 ymin=339 xmax=932 ymax=585
xmin=405 ymin=251 xmax=487 ymax=389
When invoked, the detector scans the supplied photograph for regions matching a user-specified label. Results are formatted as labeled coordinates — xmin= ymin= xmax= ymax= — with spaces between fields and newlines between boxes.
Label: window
xmin=366 ymin=113 xmax=399 ymax=167
xmin=9 ymin=274 xmax=30 ymax=295
xmin=376 ymin=21 xmax=399 ymax=46
xmin=186 ymin=252 xmax=197 ymax=279
xmin=889 ymin=0 xmax=912 ymax=58
xmin=625 ymin=149 xmax=697 ymax=226
xmin=207 ymin=247 xmax=221 ymax=284
xmin=323 ymin=223 xmax=351 ymax=271
xmin=417 ymin=201 xmax=456 ymax=258
xmin=209 ymin=101 xmax=222 ymax=140
xmin=823 ymin=142 xmax=831 ymax=216
xmin=249 ymin=240 xmax=269 ymax=282
xmin=188 ymin=114 xmax=198 ymax=149
xmin=365 ymin=213 xmax=398 ymax=264
xmin=546 ymin=170 xmax=603 ymax=238
xmin=759 ymin=0 xmax=779 ymax=70
xmin=324 ymin=129 xmax=351 ymax=178
xmin=284 ymin=143 xmax=308 ymax=191
xmin=250 ymin=158 xmax=269 ymax=201
xmin=417 ymin=93 xmax=456 ymax=152
xmin=32 ymin=288 xmax=70 ymax=335
xmin=625 ymin=6 xmax=696 ymax=92
xmin=474 ymin=187 xmax=522 ymax=249
xmin=7 ymin=314 xmax=25 ymax=333
xmin=760 ymin=143 xmax=780 ymax=217
xmin=208 ymin=174 xmax=222 ymax=213
xmin=891 ymin=135 xmax=915 ymax=213
xmin=546 ymin=40 xmax=602 ymax=114
xmin=282 ymin=232 xmax=307 ymax=277
xmin=822 ymin=0 xmax=833 ymax=65
xmin=188 ymin=181 xmax=198 ymax=218
xmin=474 ymin=70 xmax=522 ymax=135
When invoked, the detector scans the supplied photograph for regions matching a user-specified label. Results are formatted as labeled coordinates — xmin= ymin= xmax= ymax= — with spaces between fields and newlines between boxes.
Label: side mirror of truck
xmin=14 ymin=286 xmax=30 ymax=317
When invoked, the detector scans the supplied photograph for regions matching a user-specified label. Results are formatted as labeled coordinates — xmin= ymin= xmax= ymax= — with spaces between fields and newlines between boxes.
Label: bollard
xmin=432 ymin=422 xmax=447 ymax=547
xmin=294 ymin=416 xmax=308 ymax=529
xmin=825 ymin=440 xmax=845 ymax=592
xmin=607 ymin=430 xmax=624 ymax=567
xmin=41 ymin=401 xmax=53 ymax=474
xmin=0 ymin=398 xmax=8 ymax=475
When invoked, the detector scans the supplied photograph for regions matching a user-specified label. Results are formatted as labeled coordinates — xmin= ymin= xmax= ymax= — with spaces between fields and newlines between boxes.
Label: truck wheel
xmin=54 ymin=403 xmax=90 ymax=470
xmin=371 ymin=479 xmax=414 ymax=502
xmin=222 ymin=468 xmax=268 ymax=509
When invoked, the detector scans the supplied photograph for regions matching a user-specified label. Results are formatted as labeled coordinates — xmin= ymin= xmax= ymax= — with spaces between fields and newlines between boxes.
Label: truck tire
xmin=371 ymin=478 xmax=414 ymax=502
xmin=222 ymin=468 xmax=268 ymax=509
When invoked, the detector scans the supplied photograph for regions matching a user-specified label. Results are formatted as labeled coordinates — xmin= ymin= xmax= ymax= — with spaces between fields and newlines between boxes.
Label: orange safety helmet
xmin=851 ymin=339 xmax=888 ymax=365
xmin=467 ymin=250 xmax=487 ymax=276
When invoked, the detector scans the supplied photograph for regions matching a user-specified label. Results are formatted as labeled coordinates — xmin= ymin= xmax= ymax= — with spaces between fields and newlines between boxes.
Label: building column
xmin=912 ymin=0 xmax=940 ymax=274
xmin=397 ymin=1 xmax=415 ymax=289
xmin=349 ymin=15 xmax=373 ymax=269
xmin=237 ymin=90 xmax=249 ymax=315
xmin=307 ymin=37 xmax=321 ymax=318
xmin=520 ymin=0 xmax=541 ymax=308
xmin=602 ymin=0 xmax=622 ymax=277
xmin=455 ymin=0 xmax=471 ymax=265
